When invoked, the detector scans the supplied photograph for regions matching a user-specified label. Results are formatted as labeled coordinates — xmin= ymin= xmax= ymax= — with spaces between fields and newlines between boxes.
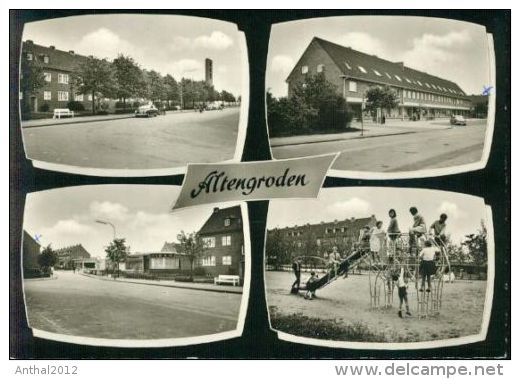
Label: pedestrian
xmin=419 ymin=240 xmax=438 ymax=292
xmin=291 ymin=257 xmax=302 ymax=294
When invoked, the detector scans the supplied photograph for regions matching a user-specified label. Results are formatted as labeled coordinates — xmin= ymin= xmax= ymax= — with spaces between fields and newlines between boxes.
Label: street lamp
xmin=95 ymin=219 xmax=116 ymax=240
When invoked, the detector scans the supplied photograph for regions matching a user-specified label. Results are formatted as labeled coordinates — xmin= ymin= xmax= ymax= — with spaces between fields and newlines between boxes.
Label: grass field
xmin=266 ymin=271 xmax=488 ymax=343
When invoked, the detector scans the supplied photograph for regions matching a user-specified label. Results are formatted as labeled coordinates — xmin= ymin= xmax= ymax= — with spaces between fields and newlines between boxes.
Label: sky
xmin=267 ymin=16 xmax=492 ymax=98
xmin=23 ymin=14 xmax=243 ymax=96
xmin=267 ymin=187 xmax=489 ymax=244
xmin=23 ymin=185 xmax=241 ymax=259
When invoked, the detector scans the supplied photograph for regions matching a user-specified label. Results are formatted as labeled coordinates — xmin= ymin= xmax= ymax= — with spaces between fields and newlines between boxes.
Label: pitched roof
xmin=198 ymin=206 xmax=242 ymax=236
xmin=269 ymin=215 xmax=377 ymax=237
xmin=301 ymin=37 xmax=467 ymax=98
xmin=22 ymin=230 xmax=40 ymax=247
xmin=54 ymin=244 xmax=91 ymax=258
xmin=161 ymin=242 xmax=180 ymax=253
xmin=21 ymin=41 xmax=89 ymax=73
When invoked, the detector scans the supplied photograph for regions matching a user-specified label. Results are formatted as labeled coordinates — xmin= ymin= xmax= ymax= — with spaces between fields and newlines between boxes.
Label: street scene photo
xmin=22 ymin=185 xmax=247 ymax=344
xmin=266 ymin=17 xmax=493 ymax=174
xmin=265 ymin=188 xmax=491 ymax=345
xmin=19 ymin=15 xmax=244 ymax=171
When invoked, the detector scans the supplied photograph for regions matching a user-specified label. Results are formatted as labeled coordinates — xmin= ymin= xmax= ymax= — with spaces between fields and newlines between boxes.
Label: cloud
xmin=89 ymin=201 xmax=130 ymax=222
xmin=76 ymin=28 xmax=136 ymax=60
xmin=437 ymin=201 xmax=466 ymax=220
xmin=325 ymin=198 xmax=372 ymax=219
xmin=194 ymin=31 xmax=233 ymax=50
xmin=270 ymin=55 xmax=295 ymax=75
xmin=401 ymin=30 xmax=472 ymax=74
xmin=336 ymin=32 xmax=391 ymax=58
xmin=170 ymin=36 xmax=192 ymax=51
xmin=40 ymin=219 xmax=97 ymax=250
xmin=169 ymin=59 xmax=204 ymax=79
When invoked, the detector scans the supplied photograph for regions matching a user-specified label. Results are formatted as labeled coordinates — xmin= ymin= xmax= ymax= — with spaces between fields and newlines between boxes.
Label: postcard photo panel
xmin=19 ymin=14 xmax=248 ymax=177
xmin=265 ymin=187 xmax=493 ymax=350
xmin=21 ymin=185 xmax=250 ymax=348
xmin=266 ymin=16 xmax=495 ymax=179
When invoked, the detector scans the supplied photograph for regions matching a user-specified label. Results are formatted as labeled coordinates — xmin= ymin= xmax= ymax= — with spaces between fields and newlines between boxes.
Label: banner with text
xmin=172 ymin=155 xmax=337 ymax=209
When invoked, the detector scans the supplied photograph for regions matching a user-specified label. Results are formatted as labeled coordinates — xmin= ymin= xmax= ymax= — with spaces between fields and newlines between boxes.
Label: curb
xmin=271 ymin=130 xmax=419 ymax=148
xmin=21 ymin=115 xmax=135 ymax=129
xmin=80 ymin=273 xmax=243 ymax=295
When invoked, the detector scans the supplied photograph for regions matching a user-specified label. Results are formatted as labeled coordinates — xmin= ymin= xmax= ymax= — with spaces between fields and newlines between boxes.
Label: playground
xmin=266 ymin=270 xmax=487 ymax=343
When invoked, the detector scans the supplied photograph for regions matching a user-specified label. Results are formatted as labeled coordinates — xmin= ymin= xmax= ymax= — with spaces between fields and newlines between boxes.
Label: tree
xmin=72 ymin=57 xmax=116 ymax=114
xmin=146 ymin=70 xmax=166 ymax=104
xmin=163 ymin=74 xmax=180 ymax=106
xmin=364 ymin=85 xmax=399 ymax=123
xmin=463 ymin=220 xmax=488 ymax=267
xmin=105 ymin=238 xmax=129 ymax=276
xmin=20 ymin=58 xmax=46 ymax=118
xmin=177 ymin=231 xmax=206 ymax=278
xmin=266 ymin=229 xmax=292 ymax=269
xmin=220 ymin=90 xmax=236 ymax=103
xmin=37 ymin=245 xmax=58 ymax=274
xmin=112 ymin=55 xmax=146 ymax=108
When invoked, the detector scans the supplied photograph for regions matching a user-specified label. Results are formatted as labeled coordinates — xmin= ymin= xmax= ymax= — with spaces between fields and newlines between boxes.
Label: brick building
xmin=54 ymin=244 xmax=91 ymax=269
xmin=286 ymin=37 xmax=472 ymax=121
xmin=197 ymin=206 xmax=245 ymax=282
xmin=22 ymin=230 xmax=41 ymax=278
xmin=20 ymin=40 xmax=93 ymax=113
xmin=267 ymin=215 xmax=378 ymax=260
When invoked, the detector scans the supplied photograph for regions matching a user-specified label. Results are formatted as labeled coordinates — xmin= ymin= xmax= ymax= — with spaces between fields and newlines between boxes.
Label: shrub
xmin=174 ymin=275 xmax=194 ymax=282
xmin=67 ymin=101 xmax=85 ymax=112
xmin=39 ymin=103 xmax=50 ymax=112
xmin=193 ymin=266 xmax=206 ymax=276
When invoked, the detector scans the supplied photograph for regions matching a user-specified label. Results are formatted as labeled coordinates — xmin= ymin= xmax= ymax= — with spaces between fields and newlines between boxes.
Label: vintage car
xmin=450 ymin=115 xmax=467 ymax=126
xmin=135 ymin=104 xmax=160 ymax=117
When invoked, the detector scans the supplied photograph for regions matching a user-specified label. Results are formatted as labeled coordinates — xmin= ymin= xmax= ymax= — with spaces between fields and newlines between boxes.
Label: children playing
xmin=419 ymin=240 xmax=438 ymax=292
xmin=393 ymin=267 xmax=412 ymax=318
xmin=370 ymin=221 xmax=386 ymax=262
xmin=304 ymin=271 xmax=319 ymax=300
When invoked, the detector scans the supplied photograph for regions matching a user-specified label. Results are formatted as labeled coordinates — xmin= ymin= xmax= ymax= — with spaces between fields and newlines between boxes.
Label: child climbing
xmin=419 ymin=240 xmax=438 ymax=292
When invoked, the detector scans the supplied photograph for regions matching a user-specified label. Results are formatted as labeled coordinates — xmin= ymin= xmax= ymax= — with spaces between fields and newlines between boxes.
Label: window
xmin=385 ymin=72 xmax=392 ymax=79
xmin=394 ymin=75 xmax=402 ymax=81
xmin=27 ymin=53 xmax=33 ymax=61
xmin=348 ymin=81 xmax=357 ymax=92
xmin=411 ymin=92 xmax=415 ymax=99
xmin=222 ymin=235 xmax=231 ymax=247
xmin=88 ymin=94 xmax=93 ymax=101
xmin=201 ymin=256 xmax=216 ymax=266
xmin=425 ymin=83 xmax=431 ymax=88
xmin=74 ymin=94 xmax=84 ymax=101
xmin=301 ymin=65 xmax=308 ymax=74
xmin=417 ymin=80 xmax=422 ymax=86
xmin=373 ymin=69 xmax=382 ymax=76
xmin=224 ymin=218 xmax=231 ymax=227
xmin=58 ymin=91 xmax=69 ymax=101
xmin=344 ymin=62 xmax=352 ymax=70
xmin=202 ymin=237 xmax=216 ymax=248
xmin=222 ymin=256 xmax=232 ymax=266
xmin=297 ymin=242 xmax=302 ymax=248
xmin=358 ymin=66 xmax=367 ymax=74
xmin=43 ymin=91 xmax=52 ymax=100
xmin=317 ymin=64 xmax=324 ymax=73
xmin=316 ymin=238 xmax=321 ymax=246
xmin=405 ymin=77 xmax=412 ymax=83
xmin=44 ymin=72 xmax=51 ymax=82
xmin=43 ymin=55 xmax=49 ymax=64
xmin=58 ymin=73 xmax=69 ymax=84
xmin=325 ymin=228 xmax=330 ymax=234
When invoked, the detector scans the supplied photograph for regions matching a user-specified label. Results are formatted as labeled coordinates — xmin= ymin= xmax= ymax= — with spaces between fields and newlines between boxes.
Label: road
xmin=23 ymin=271 xmax=241 ymax=340
xmin=271 ymin=119 xmax=487 ymax=173
xmin=22 ymin=108 xmax=240 ymax=170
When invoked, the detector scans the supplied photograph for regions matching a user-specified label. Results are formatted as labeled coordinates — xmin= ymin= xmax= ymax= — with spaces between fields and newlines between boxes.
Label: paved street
xmin=23 ymin=271 xmax=241 ymax=340
xmin=22 ymin=108 xmax=240 ymax=170
xmin=271 ymin=119 xmax=487 ymax=173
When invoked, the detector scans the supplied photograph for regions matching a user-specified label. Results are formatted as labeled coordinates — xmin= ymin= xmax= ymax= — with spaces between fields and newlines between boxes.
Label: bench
xmin=214 ymin=274 xmax=240 ymax=286
xmin=53 ymin=108 xmax=75 ymax=119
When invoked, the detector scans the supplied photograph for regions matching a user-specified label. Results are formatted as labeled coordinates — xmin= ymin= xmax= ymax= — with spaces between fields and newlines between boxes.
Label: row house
xmin=286 ymin=37 xmax=472 ymax=121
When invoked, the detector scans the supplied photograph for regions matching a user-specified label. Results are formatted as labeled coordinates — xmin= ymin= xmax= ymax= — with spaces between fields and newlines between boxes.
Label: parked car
xmin=135 ymin=104 xmax=160 ymax=117
xmin=450 ymin=115 xmax=467 ymax=126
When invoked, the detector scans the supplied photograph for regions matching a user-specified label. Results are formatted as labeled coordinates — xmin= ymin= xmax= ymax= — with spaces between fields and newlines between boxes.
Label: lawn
xmin=266 ymin=271 xmax=487 ymax=343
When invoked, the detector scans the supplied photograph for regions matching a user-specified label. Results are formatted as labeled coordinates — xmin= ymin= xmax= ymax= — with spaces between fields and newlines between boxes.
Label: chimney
xmin=26 ymin=40 xmax=33 ymax=45
xmin=351 ymin=217 xmax=355 ymax=222
xmin=69 ymin=50 xmax=75 ymax=55
xmin=213 ymin=207 xmax=219 ymax=213
xmin=49 ymin=45 xmax=55 ymax=50
xmin=396 ymin=61 xmax=405 ymax=71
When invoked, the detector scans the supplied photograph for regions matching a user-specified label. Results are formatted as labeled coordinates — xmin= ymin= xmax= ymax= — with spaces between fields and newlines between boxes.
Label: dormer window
xmin=317 ymin=64 xmax=324 ymax=73
xmin=405 ymin=77 xmax=412 ymax=84
xmin=301 ymin=65 xmax=308 ymax=74
xmin=358 ymin=66 xmax=367 ymax=74
xmin=26 ymin=53 xmax=33 ymax=61
xmin=417 ymin=81 xmax=423 ymax=86
xmin=373 ymin=69 xmax=382 ymax=76
xmin=394 ymin=75 xmax=402 ymax=82
xmin=224 ymin=218 xmax=231 ymax=227
xmin=385 ymin=72 xmax=392 ymax=79
xmin=344 ymin=62 xmax=352 ymax=70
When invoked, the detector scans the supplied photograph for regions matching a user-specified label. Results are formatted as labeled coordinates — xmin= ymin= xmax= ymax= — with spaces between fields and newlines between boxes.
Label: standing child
xmin=394 ymin=267 xmax=412 ymax=318
xmin=387 ymin=209 xmax=401 ymax=259
xmin=419 ymin=240 xmax=438 ymax=292
xmin=370 ymin=221 xmax=386 ymax=262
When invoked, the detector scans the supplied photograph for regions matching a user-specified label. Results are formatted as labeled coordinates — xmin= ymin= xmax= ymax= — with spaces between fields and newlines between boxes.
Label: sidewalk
xmin=81 ymin=273 xmax=243 ymax=294
xmin=21 ymin=113 xmax=135 ymax=128
xmin=270 ymin=120 xmax=452 ymax=148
